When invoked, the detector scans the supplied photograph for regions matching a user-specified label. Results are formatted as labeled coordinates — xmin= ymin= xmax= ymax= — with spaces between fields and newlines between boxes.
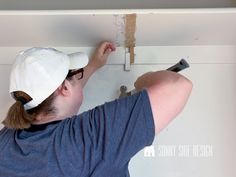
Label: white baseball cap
xmin=9 ymin=47 xmax=89 ymax=110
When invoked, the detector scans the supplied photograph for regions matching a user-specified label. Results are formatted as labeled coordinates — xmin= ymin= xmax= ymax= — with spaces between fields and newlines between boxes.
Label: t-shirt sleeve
xmin=74 ymin=88 xmax=155 ymax=166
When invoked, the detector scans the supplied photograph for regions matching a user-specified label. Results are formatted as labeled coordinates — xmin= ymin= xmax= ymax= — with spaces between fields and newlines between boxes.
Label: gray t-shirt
xmin=0 ymin=89 xmax=155 ymax=177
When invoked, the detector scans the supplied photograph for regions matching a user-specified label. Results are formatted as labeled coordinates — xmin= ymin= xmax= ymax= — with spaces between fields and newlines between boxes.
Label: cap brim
xmin=68 ymin=52 xmax=89 ymax=70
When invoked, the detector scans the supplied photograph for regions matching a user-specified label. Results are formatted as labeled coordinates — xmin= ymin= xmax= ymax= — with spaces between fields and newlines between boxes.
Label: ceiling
xmin=0 ymin=0 xmax=236 ymax=10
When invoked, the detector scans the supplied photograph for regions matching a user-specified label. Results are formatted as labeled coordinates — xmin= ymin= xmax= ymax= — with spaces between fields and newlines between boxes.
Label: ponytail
xmin=2 ymin=90 xmax=57 ymax=130
xmin=2 ymin=100 xmax=33 ymax=129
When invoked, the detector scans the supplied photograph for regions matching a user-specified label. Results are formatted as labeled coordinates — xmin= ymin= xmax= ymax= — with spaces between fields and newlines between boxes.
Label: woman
xmin=0 ymin=41 xmax=193 ymax=177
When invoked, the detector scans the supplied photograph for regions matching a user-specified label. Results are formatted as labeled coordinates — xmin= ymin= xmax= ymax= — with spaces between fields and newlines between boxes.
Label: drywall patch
xmin=113 ymin=14 xmax=125 ymax=47
xmin=125 ymin=14 xmax=136 ymax=64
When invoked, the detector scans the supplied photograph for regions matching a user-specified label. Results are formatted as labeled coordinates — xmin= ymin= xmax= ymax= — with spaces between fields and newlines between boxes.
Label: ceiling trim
xmin=0 ymin=8 xmax=236 ymax=15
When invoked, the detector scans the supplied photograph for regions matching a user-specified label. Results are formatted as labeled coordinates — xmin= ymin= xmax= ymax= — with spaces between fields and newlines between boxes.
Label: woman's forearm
xmin=80 ymin=63 xmax=97 ymax=88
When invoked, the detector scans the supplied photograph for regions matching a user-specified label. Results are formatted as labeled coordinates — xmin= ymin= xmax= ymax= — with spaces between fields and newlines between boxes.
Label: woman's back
xmin=0 ymin=89 xmax=155 ymax=177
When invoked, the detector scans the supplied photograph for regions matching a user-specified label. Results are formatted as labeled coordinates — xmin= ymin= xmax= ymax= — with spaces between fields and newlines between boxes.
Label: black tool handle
xmin=166 ymin=59 xmax=189 ymax=72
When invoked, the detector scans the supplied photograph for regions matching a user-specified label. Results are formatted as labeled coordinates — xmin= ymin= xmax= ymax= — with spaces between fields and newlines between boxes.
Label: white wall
xmin=0 ymin=46 xmax=236 ymax=177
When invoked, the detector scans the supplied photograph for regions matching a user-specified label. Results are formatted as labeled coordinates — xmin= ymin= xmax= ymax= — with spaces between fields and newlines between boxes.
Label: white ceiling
xmin=0 ymin=10 xmax=236 ymax=46
xmin=0 ymin=0 xmax=236 ymax=10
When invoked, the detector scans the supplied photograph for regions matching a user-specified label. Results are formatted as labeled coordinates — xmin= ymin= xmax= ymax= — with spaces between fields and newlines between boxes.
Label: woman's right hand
xmin=89 ymin=41 xmax=116 ymax=70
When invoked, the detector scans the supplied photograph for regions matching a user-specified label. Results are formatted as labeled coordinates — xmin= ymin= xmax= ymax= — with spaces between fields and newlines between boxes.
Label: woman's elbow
xmin=181 ymin=77 xmax=193 ymax=95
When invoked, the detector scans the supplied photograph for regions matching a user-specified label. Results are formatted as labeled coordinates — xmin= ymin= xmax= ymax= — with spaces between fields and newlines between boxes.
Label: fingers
xmin=99 ymin=41 xmax=116 ymax=55
xmin=104 ymin=45 xmax=115 ymax=55
xmin=89 ymin=41 xmax=116 ymax=69
xmin=104 ymin=48 xmax=112 ymax=55
xmin=106 ymin=43 xmax=116 ymax=51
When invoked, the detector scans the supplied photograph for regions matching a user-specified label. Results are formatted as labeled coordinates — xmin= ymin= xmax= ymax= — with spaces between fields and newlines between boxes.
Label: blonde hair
xmin=2 ymin=90 xmax=57 ymax=130
xmin=2 ymin=71 xmax=76 ymax=130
